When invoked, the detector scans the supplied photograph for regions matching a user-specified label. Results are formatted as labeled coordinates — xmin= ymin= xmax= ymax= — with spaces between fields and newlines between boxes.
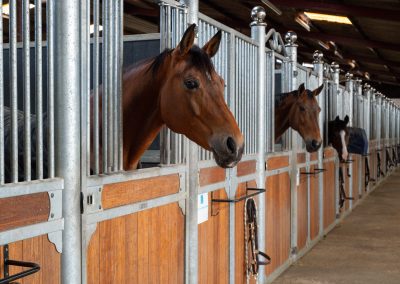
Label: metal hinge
xmin=83 ymin=186 xmax=103 ymax=214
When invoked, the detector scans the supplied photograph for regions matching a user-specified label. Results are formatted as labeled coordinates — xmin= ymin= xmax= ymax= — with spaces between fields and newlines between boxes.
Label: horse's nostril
xmin=312 ymin=140 xmax=320 ymax=149
xmin=226 ymin=137 xmax=236 ymax=154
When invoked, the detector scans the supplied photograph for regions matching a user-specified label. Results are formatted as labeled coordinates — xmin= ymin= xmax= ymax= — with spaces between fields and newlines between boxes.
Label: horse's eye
xmin=184 ymin=79 xmax=199 ymax=90
xmin=300 ymin=106 xmax=306 ymax=112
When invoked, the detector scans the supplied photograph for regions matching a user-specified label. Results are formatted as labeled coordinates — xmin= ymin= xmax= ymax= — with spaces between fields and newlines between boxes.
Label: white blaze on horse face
xmin=340 ymin=130 xmax=348 ymax=161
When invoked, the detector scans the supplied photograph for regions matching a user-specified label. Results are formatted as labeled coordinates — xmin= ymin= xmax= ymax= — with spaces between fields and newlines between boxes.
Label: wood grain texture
xmin=199 ymin=166 xmax=225 ymax=186
xmin=86 ymin=203 xmax=184 ymax=284
xmin=199 ymin=189 xmax=229 ymax=284
xmin=102 ymin=174 xmax=180 ymax=209
xmin=297 ymin=153 xmax=306 ymax=164
xmin=0 ymin=235 xmax=61 ymax=284
xmin=234 ymin=182 xmax=257 ymax=284
xmin=324 ymin=147 xmax=335 ymax=159
xmin=267 ymin=156 xmax=289 ymax=170
xmin=237 ymin=160 xmax=256 ymax=177
xmin=0 ymin=193 xmax=49 ymax=232
xmin=310 ymin=166 xmax=319 ymax=240
xmin=323 ymin=161 xmax=336 ymax=229
xmin=297 ymin=167 xmax=308 ymax=251
xmin=265 ymin=173 xmax=291 ymax=276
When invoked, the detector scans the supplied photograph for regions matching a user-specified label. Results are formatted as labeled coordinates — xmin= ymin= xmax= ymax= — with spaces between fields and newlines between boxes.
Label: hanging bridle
xmin=244 ymin=198 xmax=270 ymax=283
xmin=339 ymin=167 xmax=353 ymax=208
xmin=377 ymin=152 xmax=384 ymax=178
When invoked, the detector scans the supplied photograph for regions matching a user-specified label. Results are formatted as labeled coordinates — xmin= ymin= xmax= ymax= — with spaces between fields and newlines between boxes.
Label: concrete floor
xmin=273 ymin=169 xmax=400 ymax=284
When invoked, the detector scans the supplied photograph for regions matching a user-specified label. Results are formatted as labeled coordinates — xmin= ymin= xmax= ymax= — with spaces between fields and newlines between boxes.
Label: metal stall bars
xmin=283 ymin=30 xmax=301 ymax=259
xmin=313 ymin=51 xmax=325 ymax=238
xmin=0 ymin=0 xmax=63 ymax=279
xmin=251 ymin=6 xmax=267 ymax=283
xmin=344 ymin=73 xmax=354 ymax=208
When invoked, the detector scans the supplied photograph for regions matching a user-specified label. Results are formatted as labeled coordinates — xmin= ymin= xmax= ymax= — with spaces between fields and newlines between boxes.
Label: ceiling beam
xmin=268 ymin=0 xmax=400 ymax=22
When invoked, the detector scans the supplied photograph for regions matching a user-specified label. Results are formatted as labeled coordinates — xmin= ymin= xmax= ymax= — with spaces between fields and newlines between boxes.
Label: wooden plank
xmin=310 ymin=167 xmax=319 ymax=240
xmin=137 ymin=209 xmax=150 ymax=284
xmin=297 ymin=153 xmax=306 ymax=164
xmin=267 ymin=156 xmax=289 ymax=170
xmin=310 ymin=152 xmax=318 ymax=161
xmin=323 ymin=161 xmax=336 ymax=229
xmin=87 ymin=227 xmax=100 ymax=284
xmin=199 ymin=166 xmax=225 ymax=186
xmin=8 ymin=239 xmax=23 ymax=278
xmin=324 ymin=147 xmax=335 ymax=159
xmin=297 ymin=168 xmax=308 ymax=250
xmin=125 ymin=213 xmax=138 ymax=284
xmin=41 ymin=236 xmax=61 ymax=284
xmin=0 ymin=193 xmax=49 ymax=232
xmin=265 ymin=173 xmax=291 ymax=276
xmin=148 ymin=207 xmax=160 ymax=284
xmin=237 ymin=160 xmax=256 ymax=177
xmin=102 ymin=174 xmax=180 ymax=209
xmin=22 ymin=236 xmax=42 ymax=284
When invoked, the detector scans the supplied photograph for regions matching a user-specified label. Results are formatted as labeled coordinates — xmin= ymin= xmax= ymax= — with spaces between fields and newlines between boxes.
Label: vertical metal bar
xmin=47 ymin=0 xmax=55 ymax=179
xmin=23 ymin=0 xmax=31 ymax=181
xmin=55 ymin=0 xmax=81 ymax=282
xmin=183 ymin=1 xmax=199 ymax=283
xmin=102 ymin=0 xmax=109 ymax=173
xmin=118 ymin=0 xmax=124 ymax=171
xmin=112 ymin=0 xmax=119 ymax=171
xmin=345 ymin=73 xmax=353 ymax=208
xmin=285 ymin=31 xmax=299 ymax=258
xmin=251 ymin=7 xmax=267 ymax=283
xmin=107 ymin=0 xmax=114 ymax=171
xmin=10 ymin=0 xmax=18 ymax=183
xmin=0 ymin=1 xmax=4 ymax=184
xmin=92 ymin=0 xmax=100 ymax=174
xmin=35 ymin=0 xmax=44 ymax=180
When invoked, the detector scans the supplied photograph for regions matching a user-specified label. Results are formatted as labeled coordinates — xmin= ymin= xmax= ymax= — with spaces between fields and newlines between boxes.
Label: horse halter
xmin=244 ymin=198 xmax=270 ymax=282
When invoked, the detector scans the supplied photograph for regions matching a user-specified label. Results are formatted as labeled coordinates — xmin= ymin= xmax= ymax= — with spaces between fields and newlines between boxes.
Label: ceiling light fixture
xmin=317 ymin=40 xmax=329 ymax=50
xmin=260 ymin=0 xmax=282 ymax=16
xmin=304 ymin=12 xmax=352 ymax=25
xmin=295 ymin=13 xmax=310 ymax=31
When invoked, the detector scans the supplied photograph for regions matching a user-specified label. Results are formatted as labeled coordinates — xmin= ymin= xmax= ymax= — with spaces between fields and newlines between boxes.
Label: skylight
xmin=304 ymin=12 xmax=352 ymax=25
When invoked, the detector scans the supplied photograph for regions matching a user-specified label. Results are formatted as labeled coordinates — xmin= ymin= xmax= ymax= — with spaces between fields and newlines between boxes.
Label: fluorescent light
xmin=317 ymin=40 xmax=329 ymax=50
xmin=295 ymin=14 xmax=310 ymax=31
xmin=302 ymin=62 xmax=314 ymax=69
xmin=90 ymin=24 xmax=103 ymax=34
xmin=2 ymin=3 xmax=35 ymax=18
xmin=260 ymin=0 xmax=282 ymax=16
xmin=304 ymin=12 xmax=352 ymax=25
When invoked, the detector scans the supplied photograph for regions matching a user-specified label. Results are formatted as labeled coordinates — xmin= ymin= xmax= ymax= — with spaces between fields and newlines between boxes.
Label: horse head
xmin=328 ymin=115 xmax=350 ymax=162
xmin=157 ymin=24 xmax=244 ymax=168
xmin=288 ymin=83 xmax=323 ymax=152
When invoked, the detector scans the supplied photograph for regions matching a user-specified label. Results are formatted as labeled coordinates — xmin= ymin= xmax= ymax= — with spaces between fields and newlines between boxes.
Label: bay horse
xmin=4 ymin=24 xmax=244 ymax=182
xmin=328 ymin=115 xmax=349 ymax=162
xmin=275 ymin=83 xmax=323 ymax=152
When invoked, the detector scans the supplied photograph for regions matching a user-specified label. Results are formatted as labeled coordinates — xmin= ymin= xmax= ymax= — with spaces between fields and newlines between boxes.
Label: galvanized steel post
xmin=345 ymin=73 xmax=354 ymax=207
xmin=184 ymin=1 xmax=199 ymax=283
xmin=330 ymin=62 xmax=340 ymax=120
xmin=313 ymin=50 xmax=325 ymax=236
xmin=55 ymin=1 xmax=81 ymax=283
xmin=284 ymin=30 xmax=299 ymax=257
xmin=251 ymin=6 xmax=267 ymax=282
xmin=363 ymin=84 xmax=371 ymax=141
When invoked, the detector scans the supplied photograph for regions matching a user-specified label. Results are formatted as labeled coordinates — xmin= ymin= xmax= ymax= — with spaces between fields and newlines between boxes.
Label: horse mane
xmin=275 ymin=89 xmax=314 ymax=108
xmin=149 ymin=45 xmax=215 ymax=76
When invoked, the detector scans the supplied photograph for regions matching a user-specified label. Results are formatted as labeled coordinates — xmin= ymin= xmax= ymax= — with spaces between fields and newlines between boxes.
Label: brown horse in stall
xmin=328 ymin=115 xmax=350 ymax=162
xmin=275 ymin=83 xmax=323 ymax=152
xmin=93 ymin=24 xmax=244 ymax=170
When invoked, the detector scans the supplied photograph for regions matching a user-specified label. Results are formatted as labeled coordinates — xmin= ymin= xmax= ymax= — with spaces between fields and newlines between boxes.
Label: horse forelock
xmin=148 ymin=46 xmax=215 ymax=78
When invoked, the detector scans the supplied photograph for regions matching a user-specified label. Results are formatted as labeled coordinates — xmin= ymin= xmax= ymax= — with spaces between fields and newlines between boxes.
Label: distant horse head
xmin=275 ymin=83 xmax=323 ymax=152
xmin=119 ymin=24 xmax=244 ymax=169
xmin=328 ymin=115 xmax=350 ymax=162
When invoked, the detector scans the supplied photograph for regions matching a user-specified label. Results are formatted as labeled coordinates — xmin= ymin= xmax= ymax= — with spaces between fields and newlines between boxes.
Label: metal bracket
xmin=211 ymin=188 xmax=265 ymax=204
xmin=85 ymin=186 xmax=103 ymax=214
xmin=178 ymin=173 xmax=186 ymax=215
xmin=1 ymin=245 xmax=40 ymax=284
xmin=47 ymin=190 xmax=63 ymax=253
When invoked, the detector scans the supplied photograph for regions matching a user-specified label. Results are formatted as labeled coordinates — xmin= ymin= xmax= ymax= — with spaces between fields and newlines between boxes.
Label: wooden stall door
xmin=323 ymin=161 xmax=336 ymax=230
xmin=309 ymin=168 xmax=319 ymax=240
xmin=297 ymin=167 xmax=308 ymax=251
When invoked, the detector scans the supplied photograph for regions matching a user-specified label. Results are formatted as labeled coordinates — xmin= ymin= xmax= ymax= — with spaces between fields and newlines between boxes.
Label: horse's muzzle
xmin=211 ymin=135 xmax=244 ymax=168
xmin=305 ymin=139 xmax=322 ymax=152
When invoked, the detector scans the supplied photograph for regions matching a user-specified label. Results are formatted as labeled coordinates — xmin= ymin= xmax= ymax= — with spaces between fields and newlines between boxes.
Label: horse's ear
xmin=313 ymin=84 xmax=324 ymax=96
xmin=297 ymin=83 xmax=305 ymax=95
xmin=202 ymin=30 xmax=222 ymax=58
xmin=344 ymin=115 xmax=349 ymax=125
xmin=335 ymin=115 xmax=340 ymax=121
xmin=175 ymin=23 xmax=196 ymax=56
